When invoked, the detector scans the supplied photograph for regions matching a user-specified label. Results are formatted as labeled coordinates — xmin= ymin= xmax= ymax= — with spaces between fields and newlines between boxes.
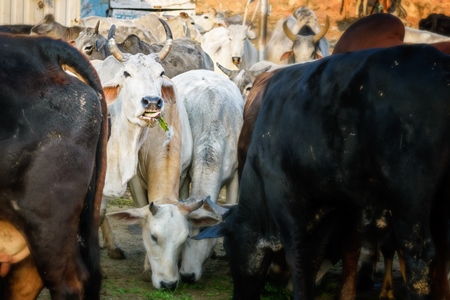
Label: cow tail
xmin=39 ymin=37 xmax=107 ymax=299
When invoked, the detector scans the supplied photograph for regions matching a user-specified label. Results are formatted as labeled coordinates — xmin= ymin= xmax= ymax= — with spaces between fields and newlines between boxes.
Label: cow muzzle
xmin=139 ymin=96 xmax=164 ymax=128
xmin=232 ymin=57 xmax=241 ymax=66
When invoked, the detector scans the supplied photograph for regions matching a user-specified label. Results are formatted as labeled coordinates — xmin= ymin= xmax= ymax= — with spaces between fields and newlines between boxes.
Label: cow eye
xmin=204 ymin=16 xmax=209 ymax=19
xmin=151 ymin=234 xmax=158 ymax=243
xmin=160 ymin=71 xmax=165 ymax=77
xmin=124 ymin=71 xmax=131 ymax=78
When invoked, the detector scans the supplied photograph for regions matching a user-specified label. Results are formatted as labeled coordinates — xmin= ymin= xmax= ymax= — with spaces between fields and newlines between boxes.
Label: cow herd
xmin=1 ymin=4 xmax=450 ymax=300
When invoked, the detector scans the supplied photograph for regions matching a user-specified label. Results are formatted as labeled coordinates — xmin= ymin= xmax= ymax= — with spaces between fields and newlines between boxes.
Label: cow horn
xmin=94 ymin=20 xmax=100 ymax=34
xmin=313 ymin=16 xmax=330 ymax=44
xmin=149 ymin=202 xmax=159 ymax=216
xmin=203 ymin=196 xmax=229 ymax=216
xmin=282 ymin=20 xmax=297 ymax=42
xmin=108 ymin=25 xmax=125 ymax=62
xmin=157 ymin=18 xmax=173 ymax=61
xmin=216 ymin=62 xmax=234 ymax=77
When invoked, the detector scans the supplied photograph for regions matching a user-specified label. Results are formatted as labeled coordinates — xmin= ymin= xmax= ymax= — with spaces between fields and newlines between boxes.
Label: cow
xmin=30 ymin=14 xmax=85 ymax=42
xmin=334 ymin=13 xmax=450 ymax=55
xmin=163 ymin=12 xmax=203 ymax=42
xmin=93 ymin=19 xmax=178 ymax=260
xmin=419 ymin=13 xmax=450 ymax=37
xmin=333 ymin=13 xmax=405 ymax=54
xmin=265 ymin=6 xmax=330 ymax=65
xmin=332 ymin=12 xmax=450 ymax=298
xmin=193 ymin=7 xmax=228 ymax=34
xmin=74 ymin=23 xmax=214 ymax=78
xmin=404 ymin=26 xmax=450 ymax=43
xmin=80 ymin=14 xmax=162 ymax=44
xmin=193 ymin=44 xmax=450 ymax=299
xmin=216 ymin=62 xmax=271 ymax=101
xmin=171 ymin=69 xmax=244 ymax=283
xmin=0 ymin=24 xmax=32 ymax=34
xmin=201 ymin=24 xmax=259 ymax=73
xmin=0 ymin=33 xmax=108 ymax=299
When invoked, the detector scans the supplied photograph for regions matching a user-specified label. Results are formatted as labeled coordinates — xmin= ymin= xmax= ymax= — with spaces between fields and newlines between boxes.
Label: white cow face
xmin=179 ymin=207 xmax=223 ymax=283
xmin=227 ymin=25 xmax=257 ymax=66
xmin=107 ymin=200 xmax=218 ymax=289
xmin=103 ymin=53 xmax=170 ymax=128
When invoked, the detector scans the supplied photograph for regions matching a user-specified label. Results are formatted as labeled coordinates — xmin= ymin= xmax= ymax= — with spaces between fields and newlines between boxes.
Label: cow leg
xmin=128 ymin=176 xmax=148 ymax=208
xmin=379 ymin=233 xmax=397 ymax=300
xmin=355 ymin=0 xmax=362 ymax=17
xmin=100 ymin=207 xmax=126 ymax=260
xmin=393 ymin=212 xmax=434 ymax=298
xmin=429 ymin=199 xmax=450 ymax=299
xmin=362 ymin=0 xmax=368 ymax=16
xmin=335 ymin=210 xmax=361 ymax=300
xmin=225 ymin=171 xmax=239 ymax=204
xmin=1 ymin=255 xmax=44 ymax=300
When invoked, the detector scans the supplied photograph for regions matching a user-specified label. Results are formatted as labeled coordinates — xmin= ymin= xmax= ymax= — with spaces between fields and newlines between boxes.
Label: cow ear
xmin=102 ymin=83 xmax=121 ymax=105
xmin=280 ymin=51 xmax=293 ymax=61
xmin=161 ymin=76 xmax=177 ymax=105
xmin=191 ymin=222 xmax=228 ymax=240
xmin=107 ymin=207 xmax=148 ymax=224
xmin=187 ymin=208 xmax=222 ymax=227
xmin=247 ymin=28 xmax=257 ymax=40
xmin=96 ymin=38 xmax=107 ymax=51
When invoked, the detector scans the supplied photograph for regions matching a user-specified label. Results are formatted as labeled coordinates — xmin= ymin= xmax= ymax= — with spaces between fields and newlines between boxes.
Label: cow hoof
xmin=141 ymin=270 xmax=152 ymax=282
xmin=107 ymin=247 xmax=126 ymax=259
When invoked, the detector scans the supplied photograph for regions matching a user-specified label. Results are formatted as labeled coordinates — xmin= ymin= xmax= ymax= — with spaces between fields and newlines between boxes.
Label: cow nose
xmin=180 ymin=272 xmax=196 ymax=283
xmin=232 ymin=56 xmax=241 ymax=65
xmin=160 ymin=280 xmax=178 ymax=291
xmin=141 ymin=96 xmax=163 ymax=110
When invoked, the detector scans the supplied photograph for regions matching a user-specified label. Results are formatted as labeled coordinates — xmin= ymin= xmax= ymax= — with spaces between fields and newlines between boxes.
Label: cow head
xmin=74 ymin=21 xmax=109 ymax=60
xmin=30 ymin=14 xmax=65 ymax=40
xmin=216 ymin=62 xmax=271 ymax=101
xmin=107 ymin=198 xmax=220 ymax=289
xmin=193 ymin=7 xmax=227 ymax=34
xmin=101 ymin=20 xmax=174 ymax=128
xmin=227 ymin=24 xmax=257 ymax=67
xmin=281 ymin=16 xmax=330 ymax=63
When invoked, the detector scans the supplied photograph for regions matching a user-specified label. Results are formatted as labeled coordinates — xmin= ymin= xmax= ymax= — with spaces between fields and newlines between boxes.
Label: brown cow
xmin=30 ymin=14 xmax=85 ymax=42
xmin=0 ymin=33 xmax=108 ymax=299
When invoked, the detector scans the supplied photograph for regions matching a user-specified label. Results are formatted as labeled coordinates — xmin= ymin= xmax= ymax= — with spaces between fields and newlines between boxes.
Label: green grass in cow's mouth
xmin=158 ymin=115 xmax=169 ymax=132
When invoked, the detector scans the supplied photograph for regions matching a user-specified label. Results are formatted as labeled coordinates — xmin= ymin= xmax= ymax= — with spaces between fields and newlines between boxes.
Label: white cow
xmin=163 ymin=12 xmax=203 ymax=43
xmin=172 ymin=69 xmax=244 ymax=283
xmin=404 ymin=27 xmax=450 ymax=43
xmin=201 ymin=24 xmax=259 ymax=73
xmin=193 ymin=7 xmax=227 ymax=34
xmin=94 ymin=20 xmax=176 ymax=260
xmin=266 ymin=6 xmax=330 ymax=64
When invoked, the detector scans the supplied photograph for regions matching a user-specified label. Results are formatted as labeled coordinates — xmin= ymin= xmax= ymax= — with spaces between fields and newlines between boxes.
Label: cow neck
xmin=103 ymin=104 xmax=148 ymax=199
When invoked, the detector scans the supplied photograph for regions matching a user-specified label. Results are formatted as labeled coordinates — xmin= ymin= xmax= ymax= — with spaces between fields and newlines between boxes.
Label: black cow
xmin=0 ymin=24 xmax=33 ymax=34
xmin=0 ymin=33 xmax=108 ymax=298
xmin=194 ymin=44 xmax=450 ymax=299
xmin=419 ymin=13 xmax=450 ymax=37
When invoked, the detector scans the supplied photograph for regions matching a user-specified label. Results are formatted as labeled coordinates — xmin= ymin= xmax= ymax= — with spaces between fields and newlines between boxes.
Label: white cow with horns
xmin=201 ymin=24 xmax=259 ymax=73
